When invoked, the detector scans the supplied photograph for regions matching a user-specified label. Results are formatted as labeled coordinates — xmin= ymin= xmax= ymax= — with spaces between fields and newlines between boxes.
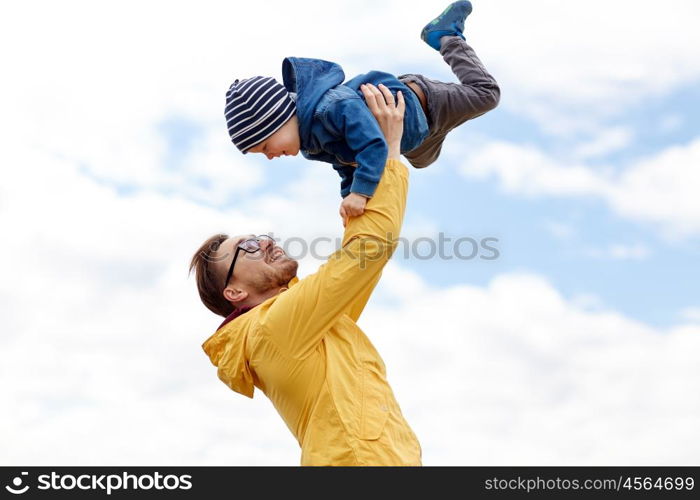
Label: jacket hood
xmin=282 ymin=57 xmax=345 ymax=149
xmin=201 ymin=313 xmax=255 ymax=398
xmin=201 ymin=276 xmax=300 ymax=399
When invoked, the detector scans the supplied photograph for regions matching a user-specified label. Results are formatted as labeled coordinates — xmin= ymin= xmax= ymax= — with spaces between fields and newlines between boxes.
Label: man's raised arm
xmin=263 ymin=84 xmax=408 ymax=359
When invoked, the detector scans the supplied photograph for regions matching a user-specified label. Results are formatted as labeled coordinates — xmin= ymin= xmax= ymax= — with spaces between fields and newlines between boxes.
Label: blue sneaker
xmin=421 ymin=1 xmax=472 ymax=51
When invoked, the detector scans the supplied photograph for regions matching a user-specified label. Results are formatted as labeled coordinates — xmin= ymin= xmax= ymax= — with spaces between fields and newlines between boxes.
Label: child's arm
xmin=325 ymin=96 xmax=391 ymax=223
xmin=324 ymin=96 xmax=389 ymax=199
xmin=332 ymin=163 xmax=355 ymax=197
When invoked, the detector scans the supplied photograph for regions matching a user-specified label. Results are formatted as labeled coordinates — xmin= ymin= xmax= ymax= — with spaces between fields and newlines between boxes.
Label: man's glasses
xmin=224 ymin=234 xmax=275 ymax=288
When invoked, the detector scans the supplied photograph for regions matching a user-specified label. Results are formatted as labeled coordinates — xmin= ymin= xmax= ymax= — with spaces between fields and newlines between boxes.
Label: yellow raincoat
xmin=202 ymin=159 xmax=421 ymax=466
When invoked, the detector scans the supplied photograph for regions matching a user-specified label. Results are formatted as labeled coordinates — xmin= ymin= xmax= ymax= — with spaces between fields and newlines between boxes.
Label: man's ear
xmin=223 ymin=285 xmax=248 ymax=306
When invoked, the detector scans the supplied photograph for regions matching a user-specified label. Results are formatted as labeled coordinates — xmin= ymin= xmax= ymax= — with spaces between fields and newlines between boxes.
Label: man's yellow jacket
xmin=202 ymin=159 xmax=422 ymax=466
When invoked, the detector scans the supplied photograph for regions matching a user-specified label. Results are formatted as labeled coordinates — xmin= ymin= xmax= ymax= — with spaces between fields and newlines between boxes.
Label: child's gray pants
xmin=398 ymin=36 xmax=500 ymax=168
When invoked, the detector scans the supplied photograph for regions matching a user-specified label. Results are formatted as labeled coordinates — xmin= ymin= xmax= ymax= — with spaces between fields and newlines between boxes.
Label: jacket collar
xmin=217 ymin=306 xmax=252 ymax=330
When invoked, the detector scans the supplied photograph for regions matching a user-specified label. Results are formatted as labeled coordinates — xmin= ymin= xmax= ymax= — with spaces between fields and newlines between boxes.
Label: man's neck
xmin=243 ymin=284 xmax=289 ymax=309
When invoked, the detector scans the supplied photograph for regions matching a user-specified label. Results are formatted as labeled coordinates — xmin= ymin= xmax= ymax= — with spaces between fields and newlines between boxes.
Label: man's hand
xmin=339 ymin=192 xmax=369 ymax=226
xmin=338 ymin=84 xmax=404 ymax=227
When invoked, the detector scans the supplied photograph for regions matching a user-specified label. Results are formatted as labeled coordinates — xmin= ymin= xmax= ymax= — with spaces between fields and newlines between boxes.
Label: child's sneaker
xmin=421 ymin=1 xmax=472 ymax=51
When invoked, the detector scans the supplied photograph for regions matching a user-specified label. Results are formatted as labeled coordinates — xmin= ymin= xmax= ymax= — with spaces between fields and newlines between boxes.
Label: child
xmin=224 ymin=1 xmax=500 ymax=221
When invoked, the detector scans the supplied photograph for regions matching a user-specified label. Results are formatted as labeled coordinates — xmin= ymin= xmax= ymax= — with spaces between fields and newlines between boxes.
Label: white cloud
xmin=472 ymin=0 xmax=700 ymax=135
xmin=679 ymin=307 xmax=700 ymax=323
xmin=607 ymin=243 xmax=651 ymax=260
xmin=543 ymin=220 xmax=576 ymax=240
xmin=363 ymin=266 xmax=700 ymax=465
xmin=608 ymin=140 xmax=700 ymax=238
xmin=572 ymin=127 xmax=634 ymax=160
xmin=460 ymin=138 xmax=700 ymax=238
xmin=569 ymin=293 xmax=606 ymax=312
xmin=658 ymin=114 xmax=683 ymax=134
xmin=461 ymin=141 xmax=611 ymax=196
xmin=0 ymin=146 xmax=339 ymax=466
xmin=584 ymin=243 xmax=651 ymax=261
xmin=1 ymin=0 xmax=696 ymax=225
xmin=0 ymin=0 xmax=391 ymax=209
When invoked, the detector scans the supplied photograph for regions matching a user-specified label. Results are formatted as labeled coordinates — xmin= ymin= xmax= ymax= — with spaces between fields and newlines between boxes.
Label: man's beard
xmin=248 ymin=256 xmax=299 ymax=294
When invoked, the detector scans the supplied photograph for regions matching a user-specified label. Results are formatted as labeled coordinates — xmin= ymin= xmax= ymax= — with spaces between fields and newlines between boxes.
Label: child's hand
xmin=339 ymin=193 xmax=369 ymax=226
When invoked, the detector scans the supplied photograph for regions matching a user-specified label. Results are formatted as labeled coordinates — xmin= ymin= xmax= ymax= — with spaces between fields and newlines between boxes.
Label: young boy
xmin=225 ymin=1 xmax=499 ymax=221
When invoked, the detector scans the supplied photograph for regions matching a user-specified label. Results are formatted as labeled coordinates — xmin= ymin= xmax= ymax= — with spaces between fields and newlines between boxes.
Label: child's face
xmin=246 ymin=114 xmax=300 ymax=160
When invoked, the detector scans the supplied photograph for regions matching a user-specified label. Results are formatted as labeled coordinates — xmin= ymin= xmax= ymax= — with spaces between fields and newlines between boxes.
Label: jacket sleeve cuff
xmin=349 ymin=175 xmax=378 ymax=198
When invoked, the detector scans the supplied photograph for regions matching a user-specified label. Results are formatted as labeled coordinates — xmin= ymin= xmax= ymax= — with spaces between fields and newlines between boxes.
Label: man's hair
xmin=189 ymin=233 xmax=235 ymax=318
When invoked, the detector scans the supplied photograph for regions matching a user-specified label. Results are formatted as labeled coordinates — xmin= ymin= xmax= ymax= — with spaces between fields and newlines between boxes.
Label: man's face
xmin=216 ymin=234 xmax=298 ymax=297
xmin=246 ymin=114 xmax=301 ymax=160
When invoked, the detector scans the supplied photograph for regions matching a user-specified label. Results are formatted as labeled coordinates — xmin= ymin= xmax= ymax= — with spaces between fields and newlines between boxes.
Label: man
xmin=189 ymin=83 xmax=421 ymax=466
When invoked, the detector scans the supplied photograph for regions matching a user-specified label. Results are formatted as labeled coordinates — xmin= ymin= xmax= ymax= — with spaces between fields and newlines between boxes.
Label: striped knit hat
xmin=225 ymin=76 xmax=296 ymax=153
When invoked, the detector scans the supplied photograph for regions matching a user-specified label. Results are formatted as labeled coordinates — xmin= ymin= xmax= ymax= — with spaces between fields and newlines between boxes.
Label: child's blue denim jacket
xmin=282 ymin=57 xmax=429 ymax=198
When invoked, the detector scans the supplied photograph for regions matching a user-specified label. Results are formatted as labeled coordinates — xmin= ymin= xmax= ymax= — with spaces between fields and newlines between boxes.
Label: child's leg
xmin=437 ymin=35 xmax=501 ymax=121
xmin=399 ymin=36 xmax=500 ymax=168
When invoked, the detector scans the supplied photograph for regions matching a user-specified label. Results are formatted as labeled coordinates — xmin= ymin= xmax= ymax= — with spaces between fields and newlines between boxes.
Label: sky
xmin=1 ymin=0 xmax=699 ymax=465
